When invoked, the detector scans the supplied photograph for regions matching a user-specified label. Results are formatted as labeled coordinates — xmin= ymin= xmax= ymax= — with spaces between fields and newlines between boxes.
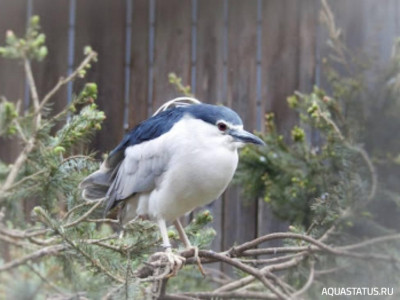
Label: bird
xmin=79 ymin=97 xmax=265 ymax=275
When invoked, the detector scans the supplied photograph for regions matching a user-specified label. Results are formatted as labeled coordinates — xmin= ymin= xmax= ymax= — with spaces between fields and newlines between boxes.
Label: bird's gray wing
xmin=105 ymin=143 xmax=170 ymax=212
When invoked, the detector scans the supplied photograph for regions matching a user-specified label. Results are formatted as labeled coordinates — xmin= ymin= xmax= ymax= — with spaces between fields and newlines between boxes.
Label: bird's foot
xmin=187 ymin=245 xmax=206 ymax=277
xmin=150 ymin=247 xmax=186 ymax=278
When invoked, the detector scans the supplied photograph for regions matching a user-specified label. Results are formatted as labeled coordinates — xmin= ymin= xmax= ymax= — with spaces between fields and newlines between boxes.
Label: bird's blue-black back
xmin=109 ymin=104 xmax=243 ymax=159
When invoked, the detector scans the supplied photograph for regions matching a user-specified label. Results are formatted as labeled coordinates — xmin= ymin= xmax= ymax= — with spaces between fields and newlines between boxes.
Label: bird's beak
xmin=228 ymin=128 xmax=266 ymax=146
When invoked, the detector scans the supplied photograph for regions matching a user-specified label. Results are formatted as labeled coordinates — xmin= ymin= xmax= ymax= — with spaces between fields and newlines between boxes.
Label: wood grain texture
xmin=0 ymin=0 xmax=398 ymax=266
xmin=32 ymin=0 xmax=69 ymax=118
xmin=0 ymin=0 xmax=27 ymax=163
xmin=262 ymin=0 xmax=300 ymax=134
xmin=74 ymin=0 xmax=126 ymax=155
xmin=0 ymin=0 xmax=26 ymax=262
xmin=195 ymin=0 xmax=225 ymax=253
xmin=320 ymin=0 xmax=400 ymax=84
xmin=196 ymin=0 xmax=225 ymax=104
xmin=129 ymin=0 xmax=150 ymax=128
xmin=152 ymin=0 xmax=191 ymax=110
xmin=258 ymin=0 xmax=318 ymax=244
xmin=223 ymin=1 xmax=258 ymax=274
xmin=0 ymin=0 xmax=26 ymax=102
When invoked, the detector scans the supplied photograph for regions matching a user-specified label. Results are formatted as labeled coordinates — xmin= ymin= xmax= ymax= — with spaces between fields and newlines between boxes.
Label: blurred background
xmin=0 ymin=0 xmax=399 ymax=264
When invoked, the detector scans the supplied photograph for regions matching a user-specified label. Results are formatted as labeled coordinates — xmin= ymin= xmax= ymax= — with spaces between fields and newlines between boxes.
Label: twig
xmin=346 ymin=143 xmax=377 ymax=202
xmin=166 ymin=291 xmax=278 ymax=299
xmin=28 ymin=264 xmax=65 ymax=295
xmin=28 ymin=236 xmax=60 ymax=246
xmin=162 ymin=294 xmax=199 ymax=300
xmin=13 ymin=117 xmax=28 ymax=143
xmin=6 ymin=170 xmax=46 ymax=191
xmin=0 ymin=244 xmax=67 ymax=272
xmin=0 ymin=51 xmax=98 ymax=198
xmin=84 ymin=234 xmax=119 ymax=244
xmin=86 ymin=218 xmax=119 ymax=224
xmin=317 ymin=104 xmax=377 ymax=202
xmin=37 ymin=51 xmax=97 ymax=114
xmin=314 ymin=265 xmax=347 ymax=277
xmin=215 ymin=253 xmax=307 ymax=294
xmin=67 ymin=239 xmax=123 ymax=283
xmin=23 ymin=58 xmax=40 ymax=114
xmin=338 ymin=233 xmax=400 ymax=251
xmin=232 ymin=232 xmax=337 ymax=255
xmin=0 ymin=233 xmax=30 ymax=247
xmin=292 ymin=260 xmax=315 ymax=297
xmin=241 ymin=246 xmax=309 ymax=257
xmin=0 ymin=137 xmax=36 ymax=196
xmin=239 ymin=252 xmax=304 ymax=265
xmin=64 ymin=200 xmax=103 ymax=228
xmin=197 ymin=250 xmax=289 ymax=300
xmin=203 ymin=267 xmax=233 ymax=284
xmin=0 ymin=225 xmax=50 ymax=239
xmin=62 ymin=201 xmax=95 ymax=221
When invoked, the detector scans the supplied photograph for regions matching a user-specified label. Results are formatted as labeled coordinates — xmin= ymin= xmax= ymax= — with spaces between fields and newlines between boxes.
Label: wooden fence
xmin=1 ymin=0 xmax=399 ymax=257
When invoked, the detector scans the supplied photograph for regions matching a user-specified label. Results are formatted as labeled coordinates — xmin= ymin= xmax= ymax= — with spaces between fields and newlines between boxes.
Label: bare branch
xmin=292 ymin=260 xmax=315 ymax=297
xmin=232 ymin=232 xmax=338 ymax=255
xmin=194 ymin=250 xmax=290 ymax=300
xmin=338 ymin=233 xmax=400 ymax=251
xmin=165 ymin=291 xmax=278 ymax=299
xmin=64 ymin=199 xmax=104 ymax=228
xmin=0 ymin=244 xmax=67 ymax=272
xmin=37 ymin=50 xmax=97 ymax=114
xmin=0 ymin=233 xmax=30 ymax=247
xmin=23 ymin=58 xmax=40 ymax=113
xmin=0 ymin=137 xmax=36 ymax=196
xmin=28 ymin=264 xmax=65 ymax=295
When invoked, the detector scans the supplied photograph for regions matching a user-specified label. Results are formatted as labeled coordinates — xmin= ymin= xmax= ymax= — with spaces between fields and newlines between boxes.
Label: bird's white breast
xmin=145 ymin=116 xmax=239 ymax=221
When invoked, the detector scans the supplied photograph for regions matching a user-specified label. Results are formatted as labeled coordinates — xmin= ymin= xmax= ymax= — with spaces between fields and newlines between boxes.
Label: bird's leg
xmin=156 ymin=218 xmax=185 ymax=277
xmin=173 ymin=219 xmax=205 ymax=277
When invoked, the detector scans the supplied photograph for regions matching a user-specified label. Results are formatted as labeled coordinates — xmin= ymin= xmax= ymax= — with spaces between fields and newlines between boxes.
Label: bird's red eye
xmin=217 ymin=122 xmax=228 ymax=131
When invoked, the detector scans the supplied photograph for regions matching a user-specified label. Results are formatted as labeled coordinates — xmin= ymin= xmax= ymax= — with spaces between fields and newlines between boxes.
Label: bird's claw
xmin=187 ymin=245 xmax=206 ymax=277
xmin=151 ymin=248 xmax=186 ymax=278
xmin=165 ymin=248 xmax=186 ymax=277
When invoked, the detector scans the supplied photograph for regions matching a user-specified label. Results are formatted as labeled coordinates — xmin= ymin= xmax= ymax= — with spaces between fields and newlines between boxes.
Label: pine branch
xmin=0 ymin=50 xmax=97 ymax=198
xmin=37 ymin=50 xmax=97 ymax=115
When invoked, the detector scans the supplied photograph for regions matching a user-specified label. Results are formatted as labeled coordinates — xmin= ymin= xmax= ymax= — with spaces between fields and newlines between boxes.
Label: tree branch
xmin=0 ymin=244 xmax=67 ymax=272
xmin=37 ymin=50 xmax=97 ymax=114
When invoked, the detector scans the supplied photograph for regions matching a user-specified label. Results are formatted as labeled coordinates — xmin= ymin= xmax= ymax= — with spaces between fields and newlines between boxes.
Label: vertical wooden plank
xmin=0 ymin=0 xmax=27 ymax=262
xmin=0 ymin=0 xmax=27 ymax=163
xmin=364 ymin=0 xmax=399 ymax=65
xmin=0 ymin=0 xmax=26 ymax=103
xmin=152 ymin=0 xmax=191 ymax=109
xmin=32 ymin=0 xmax=69 ymax=117
xmin=223 ymin=0 xmax=258 ymax=257
xmin=196 ymin=0 xmax=225 ymax=105
xmin=262 ymin=0 xmax=300 ymax=134
xmin=318 ymin=0 xmax=400 ymax=158
xmin=129 ymin=0 xmax=149 ymax=128
xmin=258 ymin=0 xmax=317 ymax=242
xmin=74 ymin=0 xmax=126 ymax=154
xmin=298 ymin=0 xmax=318 ymax=94
xmin=196 ymin=0 xmax=225 ymax=253
xmin=260 ymin=0 xmax=301 ymax=243
xmin=318 ymin=0 xmax=365 ymax=94
xmin=321 ymin=0 xmax=399 ymax=84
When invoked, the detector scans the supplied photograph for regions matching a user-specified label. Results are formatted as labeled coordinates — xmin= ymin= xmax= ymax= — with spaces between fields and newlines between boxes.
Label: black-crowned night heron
xmin=79 ymin=98 xmax=265 ymax=275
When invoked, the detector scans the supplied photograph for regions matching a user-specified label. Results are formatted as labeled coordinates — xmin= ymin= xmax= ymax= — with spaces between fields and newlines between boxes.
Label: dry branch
xmin=1 ymin=212 xmax=400 ymax=300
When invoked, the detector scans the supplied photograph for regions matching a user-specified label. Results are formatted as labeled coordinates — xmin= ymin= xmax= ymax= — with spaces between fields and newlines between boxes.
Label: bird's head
xmin=185 ymin=104 xmax=265 ymax=148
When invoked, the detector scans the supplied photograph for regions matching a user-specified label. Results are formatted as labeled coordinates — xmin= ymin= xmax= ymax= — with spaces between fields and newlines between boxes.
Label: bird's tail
xmin=79 ymin=162 xmax=114 ymax=201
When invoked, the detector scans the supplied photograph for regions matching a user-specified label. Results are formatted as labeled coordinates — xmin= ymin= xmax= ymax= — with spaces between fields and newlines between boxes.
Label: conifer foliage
xmin=1 ymin=5 xmax=400 ymax=299
xmin=0 ymin=16 xmax=214 ymax=299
